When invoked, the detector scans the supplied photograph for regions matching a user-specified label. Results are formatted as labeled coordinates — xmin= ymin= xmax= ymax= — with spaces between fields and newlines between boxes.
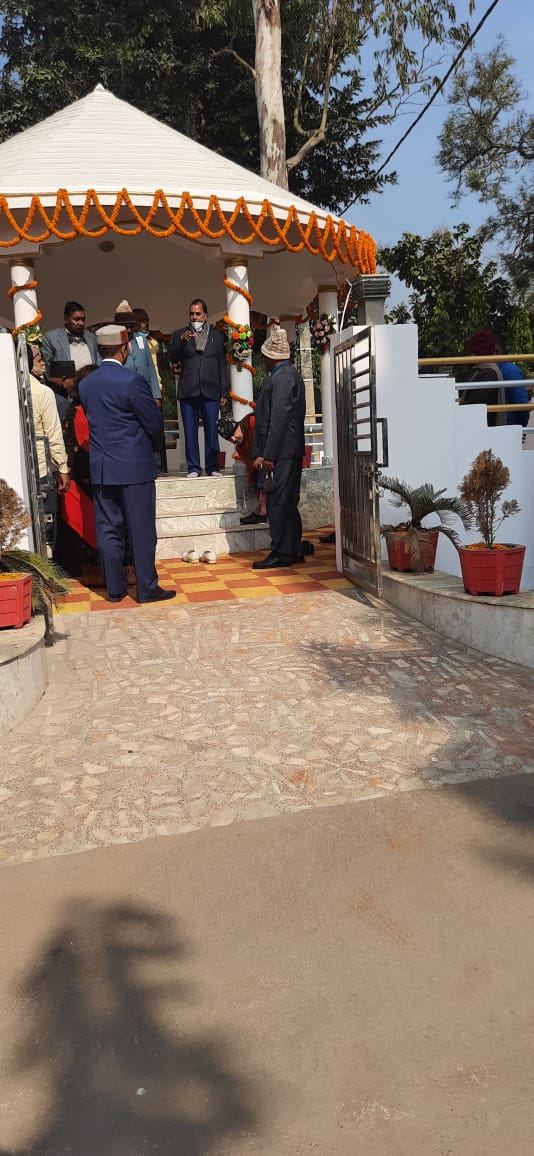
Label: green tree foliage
xmin=436 ymin=41 xmax=534 ymax=299
xmin=0 ymin=0 xmax=473 ymax=212
xmin=379 ymin=224 xmax=518 ymax=358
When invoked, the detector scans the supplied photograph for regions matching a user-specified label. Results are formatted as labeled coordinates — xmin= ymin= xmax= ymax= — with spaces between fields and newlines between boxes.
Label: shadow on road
xmin=2 ymin=900 xmax=257 ymax=1155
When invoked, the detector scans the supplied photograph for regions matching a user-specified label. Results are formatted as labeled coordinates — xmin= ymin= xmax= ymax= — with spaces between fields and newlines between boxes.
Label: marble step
xmin=156 ymin=473 xmax=249 ymax=507
xmin=156 ymin=523 xmax=271 ymax=560
xmin=156 ymin=508 xmax=263 ymax=536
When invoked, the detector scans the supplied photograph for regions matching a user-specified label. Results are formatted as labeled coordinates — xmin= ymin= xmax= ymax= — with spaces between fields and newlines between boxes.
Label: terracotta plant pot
xmin=458 ymin=544 xmax=525 ymax=596
xmin=0 ymin=572 xmax=32 ymax=628
xmin=385 ymin=528 xmax=439 ymax=573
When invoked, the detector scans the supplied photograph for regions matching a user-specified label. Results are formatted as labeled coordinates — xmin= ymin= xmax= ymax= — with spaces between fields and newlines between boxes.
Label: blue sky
xmin=347 ymin=0 xmax=533 ymax=299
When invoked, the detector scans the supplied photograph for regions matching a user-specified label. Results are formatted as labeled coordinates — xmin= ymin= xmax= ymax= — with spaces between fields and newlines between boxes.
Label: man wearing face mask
xmin=169 ymin=299 xmax=229 ymax=478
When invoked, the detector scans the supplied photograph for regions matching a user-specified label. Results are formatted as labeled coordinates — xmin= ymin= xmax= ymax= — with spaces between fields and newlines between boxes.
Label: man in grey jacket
xmin=251 ymin=323 xmax=306 ymax=569
xmin=42 ymin=300 xmax=99 ymax=375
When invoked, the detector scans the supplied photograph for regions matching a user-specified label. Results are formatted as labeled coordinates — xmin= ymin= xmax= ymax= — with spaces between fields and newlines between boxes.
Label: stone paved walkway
xmin=2 ymin=583 xmax=533 ymax=867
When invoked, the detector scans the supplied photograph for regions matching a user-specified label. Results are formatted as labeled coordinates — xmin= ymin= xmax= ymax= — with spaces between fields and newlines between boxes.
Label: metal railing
xmin=304 ymin=415 xmax=324 ymax=464
xmin=418 ymin=353 xmax=534 ymax=418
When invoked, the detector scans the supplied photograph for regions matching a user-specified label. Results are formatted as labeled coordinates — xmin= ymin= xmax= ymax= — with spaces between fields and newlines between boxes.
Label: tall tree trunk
xmin=253 ymin=0 xmax=288 ymax=189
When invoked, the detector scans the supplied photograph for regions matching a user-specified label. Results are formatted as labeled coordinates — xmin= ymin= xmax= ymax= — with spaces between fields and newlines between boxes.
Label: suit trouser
xmin=92 ymin=482 xmax=158 ymax=600
xmin=266 ymin=458 xmax=302 ymax=561
xmin=180 ymin=396 xmax=220 ymax=474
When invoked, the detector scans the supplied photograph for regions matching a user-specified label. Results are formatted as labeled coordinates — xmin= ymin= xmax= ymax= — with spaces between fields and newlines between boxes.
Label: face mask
xmin=191 ymin=321 xmax=204 ymax=332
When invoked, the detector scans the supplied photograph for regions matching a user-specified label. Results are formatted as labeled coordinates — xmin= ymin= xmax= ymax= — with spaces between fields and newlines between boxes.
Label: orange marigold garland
xmin=0 ymin=189 xmax=377 ymax=273
xmin=8 ymin=276 xmax=43 ymax=336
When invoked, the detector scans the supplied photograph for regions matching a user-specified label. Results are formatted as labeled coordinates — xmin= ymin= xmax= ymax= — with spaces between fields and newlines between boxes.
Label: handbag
xmin=263 ymin=470 xmax=277 ymax=493
xmin=217 ymin=413 xmax=238 ymax=441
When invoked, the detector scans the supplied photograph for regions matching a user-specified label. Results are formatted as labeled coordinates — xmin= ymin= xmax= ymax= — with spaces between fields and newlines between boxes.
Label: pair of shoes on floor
xmin=252 ymin=551 xmax=301 ymax=570
xmin=137 ymin=586 xmax=176 ymax=604
xmin=240 ymin=511 xmax=268 ymax=525
xmin=182 ymin=548 xmax=217 ymax=564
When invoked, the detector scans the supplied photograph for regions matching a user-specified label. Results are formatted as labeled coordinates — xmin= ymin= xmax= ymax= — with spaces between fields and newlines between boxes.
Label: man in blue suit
xmin=42 ymin=300 xmax=99 ymax=375
xmin=78 ymin=324 xmax=175 ymax=604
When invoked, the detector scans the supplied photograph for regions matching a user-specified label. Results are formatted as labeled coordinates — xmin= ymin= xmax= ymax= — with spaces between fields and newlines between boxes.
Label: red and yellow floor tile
xmin=56 ymin=530 xmax=350 ymax=613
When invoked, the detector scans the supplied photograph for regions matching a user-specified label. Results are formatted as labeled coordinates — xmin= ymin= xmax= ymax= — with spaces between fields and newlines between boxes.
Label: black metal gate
xmin=334 ymin=328 xmax=388 ymax=596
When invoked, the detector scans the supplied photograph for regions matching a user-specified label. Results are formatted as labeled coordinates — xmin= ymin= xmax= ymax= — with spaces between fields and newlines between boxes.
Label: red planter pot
xmin=0 ymin=572 xmax=33 ymax=629
xmin=458 ymin=544 xmax=525 ymax=596
xmin=385 ymin=529 xmax=439 ymax=573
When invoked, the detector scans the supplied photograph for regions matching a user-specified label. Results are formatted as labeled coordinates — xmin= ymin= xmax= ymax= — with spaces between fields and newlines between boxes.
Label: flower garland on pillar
xmin=7 ymin=276 xmax=43 ymax=338
xmin=223 ymin=273 xmax=257 ymax=411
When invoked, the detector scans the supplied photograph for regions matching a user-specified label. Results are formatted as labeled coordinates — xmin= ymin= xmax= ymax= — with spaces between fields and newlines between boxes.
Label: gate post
xmin=351 ymin=274 xmax=391 ymax=327
xmin=318 ymin=284 xmax=338 ymax=463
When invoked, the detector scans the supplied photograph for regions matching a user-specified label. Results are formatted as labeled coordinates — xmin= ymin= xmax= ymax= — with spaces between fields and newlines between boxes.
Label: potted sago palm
xmin=458 ymin=450 xmax=524 ymax=595
xmin=380 ymin=476 xmax=472 ymax=573
xmin=0 ymin=478 xmax=66 ymax=627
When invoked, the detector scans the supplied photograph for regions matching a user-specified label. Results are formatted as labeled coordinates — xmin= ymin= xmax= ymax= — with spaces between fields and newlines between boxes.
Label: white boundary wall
xmin=0 ymin=332 xmax=33 ymax=549
xmin=332 ymin=325 xmax=534 ymax=590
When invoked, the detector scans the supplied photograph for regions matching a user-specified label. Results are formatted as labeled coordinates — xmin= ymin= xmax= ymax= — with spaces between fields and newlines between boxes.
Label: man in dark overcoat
xmin=251 ymin=323 xmax=306 ymax=569
xmin=78 ymin=324 xmax=175 ymax=604
xmin=168 ymin=299 xmax=228 ymax=477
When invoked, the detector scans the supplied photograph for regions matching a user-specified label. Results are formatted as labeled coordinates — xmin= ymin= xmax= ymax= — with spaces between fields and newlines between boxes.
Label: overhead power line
xmin=344 ymin=0 xmax=502 ymax=213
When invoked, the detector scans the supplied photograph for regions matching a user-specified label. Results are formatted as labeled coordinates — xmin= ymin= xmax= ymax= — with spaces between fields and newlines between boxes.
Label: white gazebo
xmin=0 ymin=84 xmax=376 ymax=445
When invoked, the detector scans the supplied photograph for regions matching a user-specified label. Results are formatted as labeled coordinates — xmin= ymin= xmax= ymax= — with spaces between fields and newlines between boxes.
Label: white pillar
xmin=318 ymin=285 xmax=338 ymax=464
xmin=299 ymin=323 xmax=316 ymax=418
xmin=224 ymin=257 xmax=253 ymax=423
xmin=9 ymin=258 xmax=40 ymax=332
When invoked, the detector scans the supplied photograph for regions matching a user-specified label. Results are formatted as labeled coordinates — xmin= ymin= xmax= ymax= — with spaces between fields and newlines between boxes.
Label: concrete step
xmin=155 ymin=523 xmax=271 ymax=560
xmin=156 ymin=508 xmax=263 ymax=536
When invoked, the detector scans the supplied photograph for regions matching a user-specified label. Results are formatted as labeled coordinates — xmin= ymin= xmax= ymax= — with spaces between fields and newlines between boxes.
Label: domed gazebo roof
xmin=0 ymin=86 xmax=376 ymax=329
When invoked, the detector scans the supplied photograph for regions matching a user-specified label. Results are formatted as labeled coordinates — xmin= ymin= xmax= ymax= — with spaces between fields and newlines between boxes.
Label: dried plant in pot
xmin=380 ymin=477 xmax=472 ymax=573
xmin=0 ymin=478 xmax=67 ymax=625
xmin=458 ymin=450 xmax=524 ymax=595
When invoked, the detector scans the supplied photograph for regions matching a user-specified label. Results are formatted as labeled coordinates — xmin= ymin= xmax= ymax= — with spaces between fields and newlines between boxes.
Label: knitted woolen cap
xmin=466 ymin=329 xmax=496 ymax=356
xmin=261 ymin=323 xmax=290 ymax=361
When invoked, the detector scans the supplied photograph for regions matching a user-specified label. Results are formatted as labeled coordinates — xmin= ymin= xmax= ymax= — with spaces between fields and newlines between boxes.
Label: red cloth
xmin=60 ymin=479 xmax=97 ymax=549
xmin=74 ymin=405 xmax=90 ymax=452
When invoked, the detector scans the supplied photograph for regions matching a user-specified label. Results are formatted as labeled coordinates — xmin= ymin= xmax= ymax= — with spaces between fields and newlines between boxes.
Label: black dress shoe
xmin=108 ymin=592 xmax=128 ymax=602
xmin=319 ymin=531 xmax=336 ymax=544
xmin=252 ymin=553 xmax=293 ymax=570
xmin=300 ymin=540 xmax=315 ymax=556
xmin=137 ymin=587 xmax=176 ymax=603
xmin=293 ymin=553 xmax=306 ymax=564
xmin=240 ymin=511 xmax=269 ymax=525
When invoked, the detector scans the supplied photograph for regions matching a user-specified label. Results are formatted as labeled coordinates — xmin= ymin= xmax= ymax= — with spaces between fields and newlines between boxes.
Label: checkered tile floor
xmin=56 ymin=530 xmax=349 ymax=613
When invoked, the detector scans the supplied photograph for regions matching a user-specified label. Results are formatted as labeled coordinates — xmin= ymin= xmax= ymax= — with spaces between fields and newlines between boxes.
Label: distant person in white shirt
xmin=28 ymin=344 xmax=70 ymax=547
